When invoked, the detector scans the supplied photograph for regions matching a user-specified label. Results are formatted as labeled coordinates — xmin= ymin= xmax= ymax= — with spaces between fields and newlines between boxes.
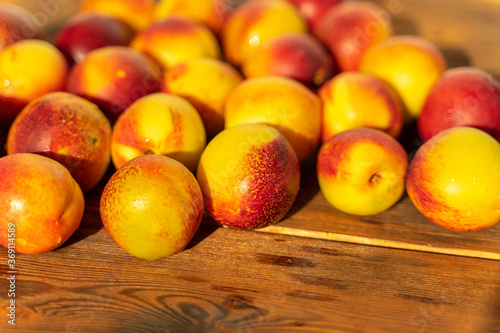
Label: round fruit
xmin=197 ymin=123 xmax=300 ymax=230
xmin=317 ymin=128 xmax=408 ymax=215
xmin=418 ymin=67 xmax=500 ymax=142
xmin=7 ymin=92 xmax=111 ymax=192
xmin=100 ymin=155 xmax=204 ymax=260
xmin=0 ymin=153 xmax=85 ymax=254
xmin=406 ymin=126 xmax=500 ymax=232
xmin=111 ymin=93 xmax=206 ymax=172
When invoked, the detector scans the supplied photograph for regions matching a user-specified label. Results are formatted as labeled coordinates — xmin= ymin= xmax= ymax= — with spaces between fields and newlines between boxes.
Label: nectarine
xmin=7 ymin=92 xmax=111 ymax=192
xmin=111 ymin=93 xmax=206 ymax=173
xmin=406 ymin=126 xmax=500 ymax=232
xmin=317 ymin=128 xmax=408 ymax=215
xmin=197 ymin=124 xmax=300 ymax=230
xmin=0 ymin=153 xmax=84 ymax=254
xmin=100 ymin=154 xmax=204 ymax=260
xmin=319 ymin=72 xmax=403 ymax=142
xmin=418 ymin=67 xmax=500 ymax=142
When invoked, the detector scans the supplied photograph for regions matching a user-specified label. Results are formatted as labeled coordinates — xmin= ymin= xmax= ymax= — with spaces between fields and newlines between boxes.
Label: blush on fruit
xmin=54 ymin=12 xmax=134 ymax=65
xmin=241 ymin=32 xmax=335 ymax=88
xmin=0 ymin=153 xmax=85 ymax=254
xmin=418 ymin=67 xmax=500 ymax=142
xmin=197 ymin=123 xmax=300 ymax=230
xmin=406 ymin=126 xmax=500 ymax=232
xmin=317 ymin=128 xmax=408 ymax=216
xmin=65 ymin=46 xmax=161 ymax=123
xmin=285 ymin=0 xmax=344 ymax=31
xmin=100 ymin=154 xmax=204 ymax=260
xmin=314 ymin=1 xmax=392 ymax=72
xmin=111 ymin=93 xmax=206 ymax=173
xmin=0 ymin=4 xmax=42 ymax=51
xmin=319 ymin=71 xmax=403 ymax=142
xmin=221 ymin=0 xmax=308 ymax=67
xmin=7 ymin=92 xmax=111 ymax=192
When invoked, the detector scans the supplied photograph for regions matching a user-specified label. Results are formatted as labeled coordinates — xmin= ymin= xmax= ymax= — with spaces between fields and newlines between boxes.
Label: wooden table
xmin=2 ymin=0 xmax=500 ymax=332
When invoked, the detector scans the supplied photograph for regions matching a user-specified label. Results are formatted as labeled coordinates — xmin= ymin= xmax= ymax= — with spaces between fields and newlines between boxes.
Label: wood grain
xmin=2 ymin=224 xmax=500 ymax=333
xmin=2 ymin=0 xmax=500 ymax=332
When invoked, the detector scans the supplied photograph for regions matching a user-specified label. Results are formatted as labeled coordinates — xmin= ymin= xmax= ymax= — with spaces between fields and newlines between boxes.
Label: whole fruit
xmin=7 ymin=92 xmax=111 ymax=192
xmin=418 ymin=67 xmax=500 ymax=142
xmin=100 ymin=155 xmax=204 ymax=260
xmin=111 ymin=93 xmax=206 ymax=172
xmin=317 ymin=128 xmax=408 ymax=215
xmin=197 ymin=124 xmax=300 ymax=230
xmin=406 ymin=126 xmax=500 ymax=232
xmin=0 ymin=153 xmax=85 ymax=254
xmin=319 ymin=72 xmax=403 ymax=142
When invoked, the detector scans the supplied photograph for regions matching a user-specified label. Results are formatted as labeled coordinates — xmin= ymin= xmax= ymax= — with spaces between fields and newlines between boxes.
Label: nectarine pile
xmin=1 ymin=0 xmax=500 ymax=259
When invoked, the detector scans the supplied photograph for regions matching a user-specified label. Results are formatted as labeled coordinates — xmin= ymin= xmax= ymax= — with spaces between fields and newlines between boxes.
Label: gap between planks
xmin=252 ymin=225 xmax=500 ymax=261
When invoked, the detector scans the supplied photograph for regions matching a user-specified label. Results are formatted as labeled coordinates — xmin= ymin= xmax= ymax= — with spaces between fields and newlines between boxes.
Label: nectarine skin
xmin=285 ymin=0 xmax=343 ymax=30
xmin=100 ymin=155 xmax=204 ymax=260
xmin=162 ymin=58 xmax=243 ymax=140
xmin=225 ymin=76 xmax=321 ymax=163
xmin=55 ymin=12 xmax=134 ymax=65
xmin=152 ymin=0 xmax=231 ymax=35
xmin=110 ymin=93 xmax=206 ymax=172
xmin=406 ymin=126 xmax=500 ymax=232
xmin=131 ymin=16 xmax=221 ymax=70
xmin=314 ymin=1 xmax=392 ymax=72
xmin=0 ymin=6 xmax=41 ymax=51
xmin=79 ymin=0 xmax=155 ymax=32
xmin=0 ymin=39 xmax=68 ymax=126
xmin=360 ymin=35 xmax=447 ymax=121
xmin=197 ymin=124 xmax=300 ymax=230
xmin=418 ymin=67 xmax=500 ymax=142
xmin=66 ymin=46 xmax=161 ymax=123
xmin=222 ymin=0 xmax=308 ymax=67
xmin=319 ymin=72 xmax=403 ymax=142
xmin=7 ymin=92 xmax=111 ymax=192
xmin=317 ymin=128 xmax=408 ymax=215
xmin=0 ymin=153 xmax=85 ymax=254
xmin=242 ymin=32 xmax=335 ymax=87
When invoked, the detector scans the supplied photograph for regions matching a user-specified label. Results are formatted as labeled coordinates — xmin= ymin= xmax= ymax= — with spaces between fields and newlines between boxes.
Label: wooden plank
xmin=1 ymin=225 xmax=500 ymax=333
